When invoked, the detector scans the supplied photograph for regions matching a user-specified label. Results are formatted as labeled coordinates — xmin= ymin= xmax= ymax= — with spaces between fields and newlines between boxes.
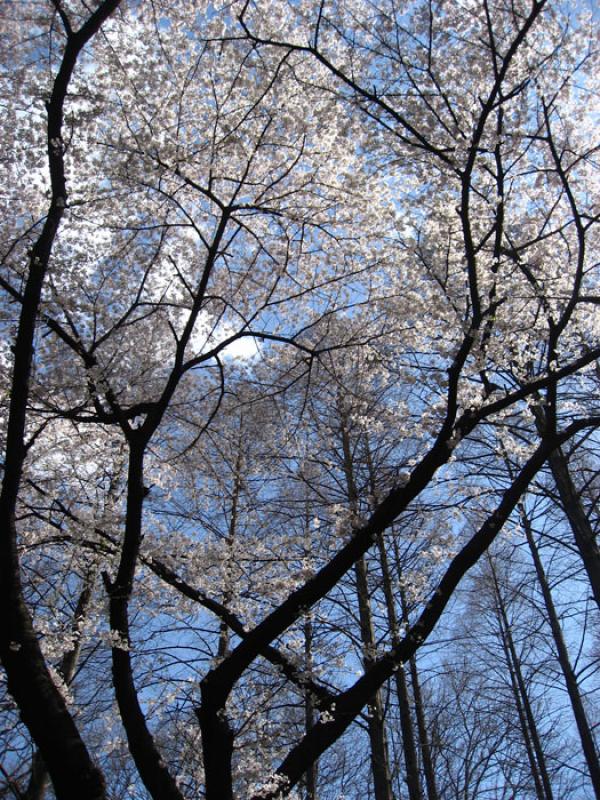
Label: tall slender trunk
xmin=302 ymin=495 xmax=319 ymax=800
xmin=499 ymin=625 xmax=546 ymax=800
xmin=394 ymin=540 xmax=439 ymax=800
xmin=407 ymin=656 xmax=438 ymax=800
xmin=546 ymin=447 xmax=600 ymax=610
xmin=199 ymin=429 xmax=248 ymax=800
xmin=354 ymin=555 xmax=395 ymax=800
xmin=340 ymin=418 xmax=394 ymax=800
xmin=217 ymin=442 xmax=244 ymax=660
xmin=488 ymin=556 xmax=554 ymax=800
xmin=304 ymin=613 xmax=319 ymax=800
xmin=521 ymin=508 xmax=600 ymax=798
xmin=533 ymin=410 xmax=600 ymax=610
xmin=376 ymin=533 xmax=422 ymax=800
xmin=364 ymin=439 xmax=422 ymax=800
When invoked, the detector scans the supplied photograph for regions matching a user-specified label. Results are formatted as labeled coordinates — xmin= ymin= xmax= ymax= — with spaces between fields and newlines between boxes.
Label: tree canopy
xmin=1 ymin=1 xmax=599 ymax=799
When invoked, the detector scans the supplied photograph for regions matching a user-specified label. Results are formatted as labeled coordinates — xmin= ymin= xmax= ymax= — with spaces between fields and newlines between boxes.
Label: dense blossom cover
xmin=0 ymin=1 xmax=599 ymax=799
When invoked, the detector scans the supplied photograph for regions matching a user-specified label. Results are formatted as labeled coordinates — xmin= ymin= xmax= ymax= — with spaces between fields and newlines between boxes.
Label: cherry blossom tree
xmin=1 ymin=1 xmax=599 ymax=799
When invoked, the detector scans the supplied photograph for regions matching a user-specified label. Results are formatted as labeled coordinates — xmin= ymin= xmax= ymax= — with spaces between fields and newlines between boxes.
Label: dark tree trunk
xmin=354 ymin=556 xmax=395 ymax=800
xmin=546 ymin=447 xmax=600 ymax=610
xmin=107 ymin=441 xmax=184 ymax=800
xmin=340 ymin=418 xmax=394 ymax=800
xmin=395 ymin=548 xmax=438 ymax=800
xmin=408 ymin=652 xmax=438 ymax=800
xmin=197 ymin=675 xmax=235 ymax=800
xmin=304 ymin=615 xmax=319 ymax=800
xmin=522 ymin=509 xmax=600 ymax=798
xmin=377 ymin=534 xmax=422 ymax=800
xmin=533 ymin=409 xmax=600 ymax=610
xmin=364 ymin=434 xmax=422 ymax=800
xmin=22 ymin=573 xmax=96 ymax=800
xmin=0 ymin=5 xmax=121 ymax=799
xmin=489 ymin=557 xmax=554 ymax=800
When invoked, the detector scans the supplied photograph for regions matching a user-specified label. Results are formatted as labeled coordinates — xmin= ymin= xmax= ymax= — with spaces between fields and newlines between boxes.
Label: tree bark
xmin=407 ymin=655 xmax=438 ymax=800
xmin=354 ymin=556 xmax=395 ymax=800
xmin=365 ymin=435 xmax=422 ymax=800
